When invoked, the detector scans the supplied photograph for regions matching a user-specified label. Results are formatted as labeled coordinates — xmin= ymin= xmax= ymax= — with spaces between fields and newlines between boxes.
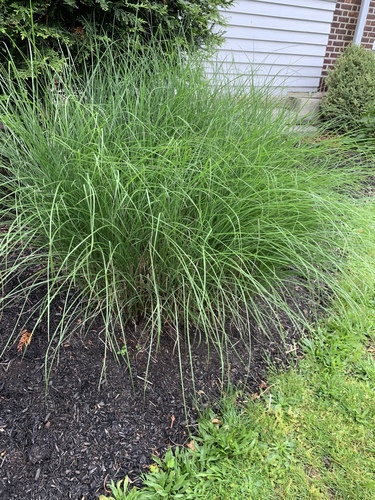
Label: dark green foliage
xmin=0 ymin=0 xmax=233 ymax=77
xmin=320 ymin=44 xmax=375 ymax=132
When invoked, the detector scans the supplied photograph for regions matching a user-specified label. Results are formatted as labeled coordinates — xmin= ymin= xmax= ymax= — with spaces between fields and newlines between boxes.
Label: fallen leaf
xmin=259 ymin=380 xmax=268 ymax=390
xmin=186 ymin=440 xmax=196 ymax=451
xmin=251 ymin=393 xmax=260 ymax=400
xmin=308 ymin=467 xmax=321 ymax=479
xmin=17 ymin=330 xmax=33 ymax=352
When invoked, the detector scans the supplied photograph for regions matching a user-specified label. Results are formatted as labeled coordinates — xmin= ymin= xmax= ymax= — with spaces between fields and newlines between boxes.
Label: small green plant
xmin=321 ymin=44 xmax=375 ymax=132
xmin=99 ymin=477 xmax=139 ymax=500
xmin=100 ymin=447 xmax=198 ymax=499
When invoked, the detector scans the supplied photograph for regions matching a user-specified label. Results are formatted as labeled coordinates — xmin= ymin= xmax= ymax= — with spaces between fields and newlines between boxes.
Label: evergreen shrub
xmin=0 ymin=0 xmax=233 ymax=78
xmin=320 ymin=44 xmax=375 ymax=132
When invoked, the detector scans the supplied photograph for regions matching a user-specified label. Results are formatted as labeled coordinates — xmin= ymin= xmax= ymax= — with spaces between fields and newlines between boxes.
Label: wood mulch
xmin=0 ymin=278 xmax=308 ymax=499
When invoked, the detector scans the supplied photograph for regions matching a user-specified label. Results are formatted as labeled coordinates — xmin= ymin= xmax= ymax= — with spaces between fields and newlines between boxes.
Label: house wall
xmin=362 ymin=1 xmax=375 ymax=47
xmin=320 ymin=0 xmax=375 ymax=89
xmin=210 ymin=0 xmax=337 ymax=93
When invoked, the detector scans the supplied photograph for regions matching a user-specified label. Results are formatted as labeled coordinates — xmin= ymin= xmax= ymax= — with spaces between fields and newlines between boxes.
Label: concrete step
xmin=286 ymin=92 xmax=325 ymax=124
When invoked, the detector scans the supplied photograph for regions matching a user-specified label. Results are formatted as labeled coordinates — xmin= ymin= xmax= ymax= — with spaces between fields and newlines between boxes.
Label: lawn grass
xmin=101 ymin=203 xmax=375 ymax=499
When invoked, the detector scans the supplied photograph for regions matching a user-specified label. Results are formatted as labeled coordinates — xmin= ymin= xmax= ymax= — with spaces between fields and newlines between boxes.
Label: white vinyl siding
xmin=209 ymin=0 xmax=336 ymax=93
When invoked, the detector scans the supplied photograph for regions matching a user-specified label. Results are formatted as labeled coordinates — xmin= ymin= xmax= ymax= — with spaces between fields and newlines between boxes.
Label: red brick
xmin=340 ymin=6 xmax=353 ymax=12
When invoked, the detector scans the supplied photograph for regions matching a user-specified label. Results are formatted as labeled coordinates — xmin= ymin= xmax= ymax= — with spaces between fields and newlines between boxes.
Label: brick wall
xmin=319 ymin=0 xmax=375 ymax=90
xmin=362 ymin=1 xmax=375 ymax=48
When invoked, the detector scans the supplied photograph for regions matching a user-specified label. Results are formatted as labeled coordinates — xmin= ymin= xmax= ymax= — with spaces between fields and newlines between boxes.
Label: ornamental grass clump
xmin=0 ymin=42 xmax=366 ymax=382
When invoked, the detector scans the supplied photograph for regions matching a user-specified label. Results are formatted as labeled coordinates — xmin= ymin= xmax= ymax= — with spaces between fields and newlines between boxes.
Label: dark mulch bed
xmin=0 ymin=275 xmax=310 ymax=499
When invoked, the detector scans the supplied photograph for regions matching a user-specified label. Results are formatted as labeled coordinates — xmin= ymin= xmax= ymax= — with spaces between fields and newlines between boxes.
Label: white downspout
xmin=353 ymin=0 xmax=371 ymax=45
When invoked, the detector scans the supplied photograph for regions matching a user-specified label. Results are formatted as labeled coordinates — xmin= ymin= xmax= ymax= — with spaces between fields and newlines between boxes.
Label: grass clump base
xmin=0 ymin=41 xmax=368 ymax=385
